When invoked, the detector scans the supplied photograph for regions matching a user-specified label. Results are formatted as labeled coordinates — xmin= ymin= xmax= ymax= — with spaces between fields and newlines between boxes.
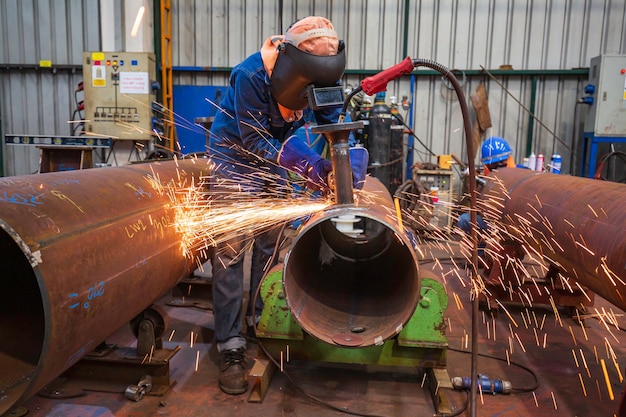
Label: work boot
xmin=218 ymin=347 xmax=248 ymax=395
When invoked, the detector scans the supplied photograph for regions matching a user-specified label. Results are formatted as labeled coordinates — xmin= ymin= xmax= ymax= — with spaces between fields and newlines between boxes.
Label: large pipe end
xmin=0 ymin=223 xmax=44 ymax=416
xmin=283 ymin=206 xmax=420 ymax=347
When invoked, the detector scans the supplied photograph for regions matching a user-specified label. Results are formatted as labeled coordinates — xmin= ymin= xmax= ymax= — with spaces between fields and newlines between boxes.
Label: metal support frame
xmin=50 ymin=345 xmax=180 ymax=397
xmin=250 ymin=267 xmax=450 ymax=412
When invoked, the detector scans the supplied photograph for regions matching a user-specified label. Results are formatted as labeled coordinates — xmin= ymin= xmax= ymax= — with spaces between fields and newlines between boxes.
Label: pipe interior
xmin=284 ymin=215 xmax=420 ymax=347
xmin=0 ymin=226 xmax=44 ymax=413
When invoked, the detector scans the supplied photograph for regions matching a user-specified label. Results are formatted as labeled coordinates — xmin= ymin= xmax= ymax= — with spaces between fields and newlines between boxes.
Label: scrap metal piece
xmin=125 ymin=384 xmax=146 ymax=402
xmin=138 ymin=375 xmax=153 ymax=394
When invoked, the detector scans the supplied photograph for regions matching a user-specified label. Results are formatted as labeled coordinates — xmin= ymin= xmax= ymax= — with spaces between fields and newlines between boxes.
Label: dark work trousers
xmin=211 ymin=225 xmax=282 ymax=352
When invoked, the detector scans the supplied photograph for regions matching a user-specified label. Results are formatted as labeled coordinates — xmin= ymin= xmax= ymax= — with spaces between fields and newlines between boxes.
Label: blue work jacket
xmin=208 ymin=51 xmax=342 ymax=190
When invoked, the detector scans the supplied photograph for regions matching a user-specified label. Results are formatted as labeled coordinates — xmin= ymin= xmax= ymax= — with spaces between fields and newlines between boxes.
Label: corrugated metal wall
xmin=2 ymin=0 xmax=626 ymax=177
xmin=0 ymin=0 xmax=119 ymax=176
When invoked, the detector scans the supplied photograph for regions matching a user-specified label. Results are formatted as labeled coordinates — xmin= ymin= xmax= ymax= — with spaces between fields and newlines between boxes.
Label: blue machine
xmin=172 ymin=85 xmax=228 ymax=155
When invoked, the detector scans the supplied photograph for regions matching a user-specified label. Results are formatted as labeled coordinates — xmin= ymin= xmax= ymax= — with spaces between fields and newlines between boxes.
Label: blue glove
xmin=350 ymin=146 xmax=369 ymax=189
xmin=278 ymin=135 xmax=332 ymax=192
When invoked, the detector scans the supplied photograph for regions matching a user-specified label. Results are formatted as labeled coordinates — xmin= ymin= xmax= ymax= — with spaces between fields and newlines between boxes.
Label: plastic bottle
xmin=535 ymin=153 xmax=544 ymax=171
xmin=527 ymin=153 xmax=536 ymax=170
xmin=550 ymin=153 xmax=562 ymax=174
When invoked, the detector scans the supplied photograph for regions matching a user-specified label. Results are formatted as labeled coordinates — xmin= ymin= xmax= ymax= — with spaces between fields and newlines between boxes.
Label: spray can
xmin=551 ymin=153 xmax=562 ymax=174
xmin=535 ymin=153 xmax=544 ymax=171
xmin=527 ymin=153 xmax=536 ymax=170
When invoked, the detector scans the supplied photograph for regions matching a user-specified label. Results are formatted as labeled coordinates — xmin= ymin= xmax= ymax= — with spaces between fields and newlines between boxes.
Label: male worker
xmin=207 ymin=16 xmax=367 ymax=395
xmin=457 ymin=136 xmax=515 ymax=234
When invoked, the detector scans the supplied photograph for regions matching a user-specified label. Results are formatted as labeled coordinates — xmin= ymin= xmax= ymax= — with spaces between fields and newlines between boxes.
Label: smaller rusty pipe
xmin=282 ymin=177 xmax=420 ymax=347
xmin=312 ymin=122 xmax=363 ymax=205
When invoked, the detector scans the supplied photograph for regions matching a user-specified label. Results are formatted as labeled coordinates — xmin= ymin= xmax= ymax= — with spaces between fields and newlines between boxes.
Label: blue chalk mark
xmin=69 ymin=293 xmax=80 ymax=309
xmin=83 ymin=302 xmax=89 ymax=309
xmin=57 ymin=164 xmax=77 ymax=171
xmin=133 ymin=186 xmax=152 ymax=199
xmin=0 ymin=192 xmax=43 ymax=207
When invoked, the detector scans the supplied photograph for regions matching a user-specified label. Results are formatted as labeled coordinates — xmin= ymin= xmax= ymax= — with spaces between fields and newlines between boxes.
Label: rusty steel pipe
xmin=481 ymin=168 xmax=626 ymax=310
xmin=0 ymin=160 xmax=210 ymax=415
xmin=283 ymin=177 xmax=420 ymax=347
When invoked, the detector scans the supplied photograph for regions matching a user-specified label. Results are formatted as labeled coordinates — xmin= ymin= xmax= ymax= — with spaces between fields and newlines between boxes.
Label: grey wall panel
xmin=1 ymin=71 xmax=84 ymax=176
xmin=0 ymin=0 xmax=101 ymax=65
xmin=404 ymin=0 xmax=625 ymax=71
xmin=173 ymin=0 xmax=282 ymax=68
xmin=0 ymin=0 xmax=101 ymax=176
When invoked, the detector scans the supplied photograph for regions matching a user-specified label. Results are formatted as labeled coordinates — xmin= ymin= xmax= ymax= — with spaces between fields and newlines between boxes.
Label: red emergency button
xmin=621 ymin=68 xmax=626 ymax=74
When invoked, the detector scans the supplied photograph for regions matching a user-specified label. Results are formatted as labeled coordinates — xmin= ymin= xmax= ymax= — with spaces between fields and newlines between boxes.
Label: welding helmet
xmin=270 ymin=16 xmax=346 ymax=110
xmin=481 ymin=136 xmax=512 ymax=165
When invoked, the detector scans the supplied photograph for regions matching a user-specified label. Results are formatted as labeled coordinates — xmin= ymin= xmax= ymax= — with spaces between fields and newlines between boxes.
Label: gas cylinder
xmin=389 ymin=96 xmax=404 ymax=195
xmin=368 ymin=92 xmax=392 ymax=190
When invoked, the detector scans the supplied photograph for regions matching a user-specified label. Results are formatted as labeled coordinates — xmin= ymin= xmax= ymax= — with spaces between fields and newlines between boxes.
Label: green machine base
xmin=251 ymin=268 xmax=452 ymax=412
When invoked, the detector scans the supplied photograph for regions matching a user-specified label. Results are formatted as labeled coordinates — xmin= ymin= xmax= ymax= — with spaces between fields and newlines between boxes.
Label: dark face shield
xmin=270 ymin=41 xmax=346 ymax=110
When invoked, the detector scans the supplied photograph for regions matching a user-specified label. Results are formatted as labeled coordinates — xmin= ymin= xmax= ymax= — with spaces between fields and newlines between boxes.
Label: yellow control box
xmin=82 ymin=52 xmax=156 ymax=141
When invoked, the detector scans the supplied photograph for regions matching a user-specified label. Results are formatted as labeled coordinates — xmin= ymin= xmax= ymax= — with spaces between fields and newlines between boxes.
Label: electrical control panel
xmin=583 ymin=55 xmax=626 ymax=136
xmin=413 ymin=169 xmax=454 ymax=231
xmin=82 ymin=52 xmax=157 ymax=141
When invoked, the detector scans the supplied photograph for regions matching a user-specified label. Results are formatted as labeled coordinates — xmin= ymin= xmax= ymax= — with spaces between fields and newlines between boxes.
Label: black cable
xmin=391 ymin=113 xmax=437 ymax=158
xmin=595 ymin=150 xmax=626 ymax=183
xmin=340 ymin=86 xmax=364 ymax=122
xmin=366 ymin=155 xmax=403 ymax=169
xmin=256 ymin=340 xmax=389 ymax=417
xmin=411 ymin=58 xmax=480 ymax=417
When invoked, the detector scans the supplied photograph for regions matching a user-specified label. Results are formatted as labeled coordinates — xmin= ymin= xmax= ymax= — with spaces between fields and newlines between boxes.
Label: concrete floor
xmin=9 ymin=242 xmax=626 ymax=417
